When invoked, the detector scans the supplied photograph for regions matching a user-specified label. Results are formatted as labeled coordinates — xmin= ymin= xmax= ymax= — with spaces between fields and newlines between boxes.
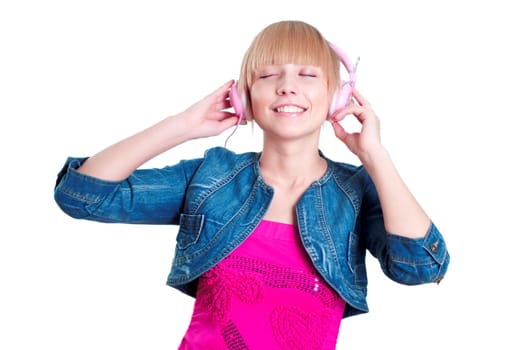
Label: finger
xmin=352 ymin=89 xmax=370 ymax=108
xmin=211 ymin=80 xmax=235 ymax=100
xmin=219 ymin=111 xmax=239 ymax=120
xmin=221 ymin=79 xmax=235 ymax=90
xmin=218 ymin=99 xmax=232 ymax=111
xmin=331 ymin=104 xmax=368 ymax=123
xmin=220 ymin=114 xmax=243 ymax=129
xmin=330 ymin=120 xmax=347 ymax=141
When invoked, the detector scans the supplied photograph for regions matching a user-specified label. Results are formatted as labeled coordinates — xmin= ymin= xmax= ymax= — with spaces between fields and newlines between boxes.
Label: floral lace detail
xmin=196 ymin=255 xmax=341 ymax=349
xmin=224 ymin=255 xmax=339 ymax=308
xmin=271 ymin=305 xmax=330 ymax=350
xmin=198 ymin=263 xmax=263 ymax=325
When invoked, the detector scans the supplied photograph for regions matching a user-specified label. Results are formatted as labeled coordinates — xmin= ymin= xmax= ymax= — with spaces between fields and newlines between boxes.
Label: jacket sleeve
xmin=54 ymin=156 xmax=203 ymax=225
xmin=359 ymin=171 xmax=450 ymax=285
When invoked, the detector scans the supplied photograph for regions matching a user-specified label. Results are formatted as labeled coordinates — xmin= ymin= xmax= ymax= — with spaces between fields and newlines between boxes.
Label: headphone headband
xmin=327 ymin=41 xmax=358 ymax=86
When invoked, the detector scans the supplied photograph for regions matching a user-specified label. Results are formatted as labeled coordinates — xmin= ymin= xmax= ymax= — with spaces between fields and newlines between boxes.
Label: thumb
xmin=331 ymin=120 xmax=347 ymax=141
xmin=220 ymin=114 xmax=243 ymax=130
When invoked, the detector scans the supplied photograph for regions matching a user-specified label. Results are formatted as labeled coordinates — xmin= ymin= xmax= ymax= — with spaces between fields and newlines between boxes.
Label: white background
xmin=1 ymin=0 xmax=526 ymax=349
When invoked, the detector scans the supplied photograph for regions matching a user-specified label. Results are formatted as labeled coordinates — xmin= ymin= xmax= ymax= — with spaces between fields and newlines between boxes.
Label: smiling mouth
xmin=274 ymin=105 xmax=307 ymax=113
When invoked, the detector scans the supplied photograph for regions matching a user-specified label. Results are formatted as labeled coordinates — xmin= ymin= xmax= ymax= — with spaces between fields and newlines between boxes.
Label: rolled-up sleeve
xmin=385 ymin=222 xmax=450 ymax=285
xmin=359 ymin=169 xmax=450 ymax=285
xmin=54 ymin=156 xmax=201 ymax=225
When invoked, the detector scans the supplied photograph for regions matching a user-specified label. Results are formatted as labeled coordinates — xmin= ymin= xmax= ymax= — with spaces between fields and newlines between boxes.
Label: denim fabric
xmin=54 ymin=147 xmax=449 ymax=318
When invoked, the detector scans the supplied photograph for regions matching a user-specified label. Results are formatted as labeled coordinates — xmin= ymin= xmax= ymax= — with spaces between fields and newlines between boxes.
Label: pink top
xmin=178 ymin=220 xmax=346 ymax=350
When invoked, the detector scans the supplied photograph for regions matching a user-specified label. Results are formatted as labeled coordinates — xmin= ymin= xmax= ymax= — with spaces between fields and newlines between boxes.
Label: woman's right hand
xmin=177 ymin=80 xmax=243 ymax=140
xmin=77 ymin=81 xmax=242 ymax=181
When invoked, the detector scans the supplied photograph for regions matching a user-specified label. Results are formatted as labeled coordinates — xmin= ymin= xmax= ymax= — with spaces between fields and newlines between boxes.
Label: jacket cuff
xmin=55 ymin=157 xmax=119 ymax=203
xmin=387 ymin=222 xmax=448 ymax=266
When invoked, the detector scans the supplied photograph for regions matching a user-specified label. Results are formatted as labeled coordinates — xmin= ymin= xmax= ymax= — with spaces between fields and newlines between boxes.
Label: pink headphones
xmin=224 ymin=42 xmax=358 ymax=146
xmin=327 ymin=42 xmax=359 ymax=116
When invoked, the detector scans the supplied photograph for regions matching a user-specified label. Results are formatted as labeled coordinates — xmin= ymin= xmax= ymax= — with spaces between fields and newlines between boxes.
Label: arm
xmin=330 ymin=89 xmax=430 ymax=238
xmin=358 ymin=170 xmax=449 ymax=284
xmin=54 ymin=80 xmax=241 ymax=224
xmin=78 ymin=80 xmax=240 ymax=181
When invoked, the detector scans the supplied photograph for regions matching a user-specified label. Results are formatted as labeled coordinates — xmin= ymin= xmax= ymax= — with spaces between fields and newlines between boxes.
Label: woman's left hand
xmin=330 ymin=89 xmax=383 ymax=161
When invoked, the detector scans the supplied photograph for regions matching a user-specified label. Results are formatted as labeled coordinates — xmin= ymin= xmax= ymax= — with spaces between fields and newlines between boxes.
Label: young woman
xmin=54 ymin=20 xmax=449 ymax=349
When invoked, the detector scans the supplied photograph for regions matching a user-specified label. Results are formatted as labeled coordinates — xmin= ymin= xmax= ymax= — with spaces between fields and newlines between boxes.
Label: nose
xmin=276 ymin=75 xmax=298 ymax=96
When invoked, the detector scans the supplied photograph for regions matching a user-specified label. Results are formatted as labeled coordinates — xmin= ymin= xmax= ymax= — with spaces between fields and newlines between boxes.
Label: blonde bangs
xmin=238 ymin=21 xmax=340 ymax=108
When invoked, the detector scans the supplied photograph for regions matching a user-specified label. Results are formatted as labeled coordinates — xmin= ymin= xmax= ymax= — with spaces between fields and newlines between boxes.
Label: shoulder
xmin=324 ymin=154 xmax=367 ymax=182
xmin=204 ymin=146 xmax=256 ymax=160
xmin=203 ymin=147 xmax=258 ymax=165
xmin=197 ymin=147 xmax=259 ymax=174
xmin=323 ymin=154 xmax=375 ymax=198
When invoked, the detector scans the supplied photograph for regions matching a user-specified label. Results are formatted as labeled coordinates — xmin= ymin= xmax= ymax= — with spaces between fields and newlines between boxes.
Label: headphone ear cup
xmin=329 ymin=81 xmax=353 ymax=117
xmin=229 ymin=81 xmax=246 ymax=121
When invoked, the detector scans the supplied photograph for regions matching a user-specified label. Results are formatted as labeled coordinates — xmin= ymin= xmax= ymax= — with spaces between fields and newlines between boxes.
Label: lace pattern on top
xmin=179 ymin=220 xmax=346 ymax=350
xmin=196 ymin=255 xmax=342 ymax=350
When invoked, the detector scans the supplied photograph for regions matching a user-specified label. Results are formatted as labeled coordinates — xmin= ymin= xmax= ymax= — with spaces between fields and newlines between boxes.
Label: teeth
xmin=276 ymin=105 xmax=305 ymax=113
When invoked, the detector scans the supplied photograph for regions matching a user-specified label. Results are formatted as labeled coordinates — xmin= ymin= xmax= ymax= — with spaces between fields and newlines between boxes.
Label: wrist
xmin=359 ymin=145 xmax=390 ymax=171
xmin=163 ymin=113 xmax=199 ymax=145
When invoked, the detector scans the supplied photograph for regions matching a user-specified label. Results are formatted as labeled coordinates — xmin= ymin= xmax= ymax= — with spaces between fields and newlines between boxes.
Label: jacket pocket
xmin=347 ymin=231 xmax=367 ymax=285
xmin=176 ymin=213 xmax=205 ymax=249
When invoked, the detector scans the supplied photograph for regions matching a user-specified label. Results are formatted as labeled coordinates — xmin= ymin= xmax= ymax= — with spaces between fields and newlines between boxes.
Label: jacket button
xmin=430 ymin=241 xmax=439 ymax=254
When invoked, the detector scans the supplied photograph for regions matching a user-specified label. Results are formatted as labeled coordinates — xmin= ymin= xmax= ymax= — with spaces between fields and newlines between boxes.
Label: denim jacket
xmin=54 ymin=146 xmax=449 ymax=318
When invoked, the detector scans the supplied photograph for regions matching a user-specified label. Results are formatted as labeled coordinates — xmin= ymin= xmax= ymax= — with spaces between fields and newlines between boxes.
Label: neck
xmin=259 ymin=139 xmax=327 ymax=187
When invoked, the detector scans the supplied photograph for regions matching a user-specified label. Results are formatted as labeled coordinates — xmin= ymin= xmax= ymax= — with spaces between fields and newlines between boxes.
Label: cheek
xmin=310 ymin=88 xmax=331 ymax=109
xmin=310 ymin=90 xmax=332 ymax=119
xmin=249 ymin=86 xmax=269 ymax=112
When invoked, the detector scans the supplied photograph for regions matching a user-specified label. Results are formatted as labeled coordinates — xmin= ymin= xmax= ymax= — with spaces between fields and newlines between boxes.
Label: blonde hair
xmin=237 ymin=21 xmax=340 ymax=119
